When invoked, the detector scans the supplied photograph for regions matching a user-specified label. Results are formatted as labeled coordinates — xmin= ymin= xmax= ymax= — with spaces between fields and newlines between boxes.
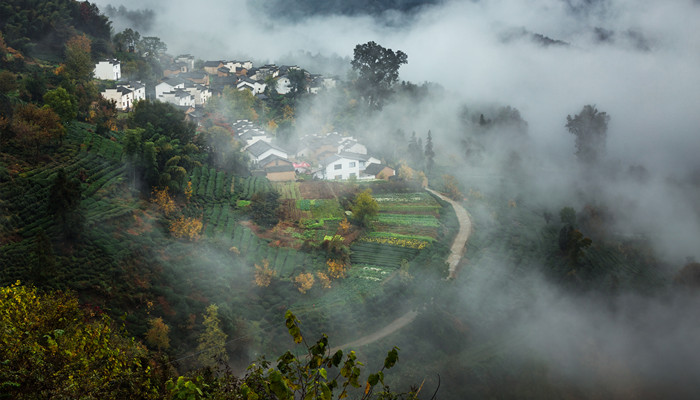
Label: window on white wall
xmin=334 ymin=164 xmax=342 ymax=170
xmin=349 ymin=161 xmax=356 ymax=167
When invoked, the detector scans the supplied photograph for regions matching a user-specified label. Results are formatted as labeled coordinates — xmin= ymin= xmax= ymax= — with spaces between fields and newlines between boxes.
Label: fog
xmin=96 ymin=0 xmax=700 ymax=172
xmin=94 ymin=0 xmax=700 ymax=395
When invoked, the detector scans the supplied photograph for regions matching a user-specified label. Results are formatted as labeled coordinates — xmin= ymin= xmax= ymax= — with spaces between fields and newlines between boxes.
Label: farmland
xmin=0 ymin=122 xmax=460 ymax=375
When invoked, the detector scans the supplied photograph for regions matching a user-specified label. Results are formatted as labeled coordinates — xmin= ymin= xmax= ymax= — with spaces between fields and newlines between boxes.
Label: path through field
xmin=332 ymin=188 xmax=472 ymax=351
xmin=425 ymin=188 xmax=472 ymax=279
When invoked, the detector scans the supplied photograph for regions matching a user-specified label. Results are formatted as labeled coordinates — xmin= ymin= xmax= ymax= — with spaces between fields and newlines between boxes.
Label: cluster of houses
xmin=93 ymin=55 xmax=338 ymax=113
xmin=93 ymin=56 xmax=393 ymax=182
xmin=234 ymin=120 xmax=395 ymax=182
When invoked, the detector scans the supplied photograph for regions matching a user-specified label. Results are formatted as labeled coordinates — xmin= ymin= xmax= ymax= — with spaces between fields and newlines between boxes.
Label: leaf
xmin=319 ymin=368 xmax=327 ymax=380
xmin=331 ymin=350 xmax=343 ymax=367
xmin=368 ymin=373 xmax=379 ymax=386
xmin=383 ymin=347 xmax=399 ymax=369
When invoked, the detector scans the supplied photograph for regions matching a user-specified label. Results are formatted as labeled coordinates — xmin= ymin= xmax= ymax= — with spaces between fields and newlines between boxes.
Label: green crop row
xmin=375 ymin=213 xmax=440 ymax=227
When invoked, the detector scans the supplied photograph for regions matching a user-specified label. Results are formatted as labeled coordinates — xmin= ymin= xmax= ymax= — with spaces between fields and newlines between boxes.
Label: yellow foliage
xmin=145 ymin=317 xmax=170 ymax=350
xmin=509 ymin=199 xmax=517 ymax=208
xmin=339 ymin=217 xmax=351 ymax=233
xmin=169 ymin=216 xmax=203 ymax=241
xmin=398 ymin=164 xmax=414 ymax=181
xmin=327 ymin=259 xmax=347 ymax=280
xmin=151 ymin=187 xmax=176 ymax=215
xmin=316 ymin=272 xmax=332 ymax=289
xmin=185 ymin=181 xmax=193 ymax=201
xmin=267 ymin=119 xmax=278 ymax=132
xmin=294 ymin=273 xmax=315 ymax=294
xmin=254 ymin=259 xmax=276 ymax=287
xmin=229 ymin=246 xmax=241 ymax=255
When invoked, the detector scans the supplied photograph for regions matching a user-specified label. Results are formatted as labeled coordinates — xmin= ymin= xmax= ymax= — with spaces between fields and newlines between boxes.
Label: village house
xmin=203 ymin=60 xmax=225 ymax=75
xmin=276 ymin=75 xmax=291 ymax=94
xmin=245 ymin=140 xmax=289 ymax=165
xmin=179 ymin=71 xmax=210 ymax=86
xmin=160 ymin=89 xmax=195 ymax=107
xmin=223 ymin=60 xmax=253 ymax=72
xmin=264 ymin=164 xmax=296 ymax=182
xmin=315 ymin=152 xmax=379 ymax=181
xmin=240 ymin=129 xmax=271 ymax=149
xmin=362 ymin=163 xmax=395 ymax=180
xmin=181 ymin=83 xmax=212 ymax=106
xmin=93 ymin=59 xmax=121 ymax=80
xmin=100 ymin=81 xmax=145 ymax=111
xmin=175 ymin=54 xmax=195 ymax=70
xmin=155 ymin=76 xmax=187 ymax=99
xmin=236 ymin=76 xmax=266 ymax=94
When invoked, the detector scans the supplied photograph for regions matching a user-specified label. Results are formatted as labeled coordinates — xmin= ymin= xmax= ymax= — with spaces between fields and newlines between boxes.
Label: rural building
xmin=93 ymin=59 xmax=121 ymax=80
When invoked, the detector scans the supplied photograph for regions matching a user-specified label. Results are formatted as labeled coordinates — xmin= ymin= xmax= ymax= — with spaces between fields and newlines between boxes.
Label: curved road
xmin=331 ymin=188 xmax=472 ymax=352
xmin=425 ymin=188 xmax=472 ymax=279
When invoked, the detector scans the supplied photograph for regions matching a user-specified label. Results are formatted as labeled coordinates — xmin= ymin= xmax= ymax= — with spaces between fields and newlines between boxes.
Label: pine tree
xmin=424 ymin=130 xmax=435 ymax=174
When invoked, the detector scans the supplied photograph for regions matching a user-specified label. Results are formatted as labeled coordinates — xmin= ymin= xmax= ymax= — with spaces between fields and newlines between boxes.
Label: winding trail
xmin=331 ymin=188 xmax=472 ymax=352
xmin=425 ymin=188 xmax=472 ymax=279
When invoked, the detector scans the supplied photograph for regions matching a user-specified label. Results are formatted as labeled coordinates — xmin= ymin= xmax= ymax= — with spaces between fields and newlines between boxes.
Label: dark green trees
xmin=351 ymin=41 xmax=408 ymax=110
xmin=566 ymin=105 xmax=610 ymax=164
xmin=47 ymin=168 xmax=83 ymax=239
xmin=251 ymin=190 xmax=281 ymax=228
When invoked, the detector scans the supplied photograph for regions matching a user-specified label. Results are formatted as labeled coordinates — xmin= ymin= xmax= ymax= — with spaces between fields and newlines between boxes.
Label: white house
xmin=338 ymin=138 xmax=367 ymax=155
xmin=155 ymin=77 xmax=187 ymax=100
xmin=224 ymin=60 xmax=253 ymax=72
xmin=175 ymin=54 xmax=195 ymax=70
xmin=276 ymin=75 xmax=291 ymax=95
xmin=160 ymin=89 xmax=195 ymax=107
xmin=237 ymin=76 xmax=266 ymax=94
xmin=240 ymin=129 xmax=271 ymax=149
xmin=245 ymin=141 xmax=289 ymax=165
xmin=101 ymin=87 xmax=133 ymax=110
xmin=94 ymin=59 xmax=121 ymax=80
xmin=183 ymin=84 xmax=212 ymax=106
xmin=315 ymin=151 xmax=381 ymax=180
xmin=100 ymin=81 xmax=145 ymax=111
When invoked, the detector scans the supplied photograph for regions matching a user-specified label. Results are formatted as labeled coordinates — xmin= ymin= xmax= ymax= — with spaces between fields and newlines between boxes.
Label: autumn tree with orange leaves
xmin=254 ymin=259 xmax=277 ymax=287
xmin=294 ymin=273 xmax=315 ymax=294
xmin=169 ymin=216 xmax=202 ymax=241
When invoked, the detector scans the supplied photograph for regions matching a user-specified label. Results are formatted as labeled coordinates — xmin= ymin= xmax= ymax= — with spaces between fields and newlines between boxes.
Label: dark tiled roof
xmin=265 ymin=165 xmax=295 ymax=173
xmin=363 ymin=163 xmax=391 ymax=176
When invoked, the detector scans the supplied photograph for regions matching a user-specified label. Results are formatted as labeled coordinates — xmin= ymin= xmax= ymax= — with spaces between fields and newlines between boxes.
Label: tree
xmin=351 ymin=41 xmax=408 ymax=110
xmin=64 ymin=34 xmax=93 ymax=82
xmin=288 ymin=68 xmax=307 ymax=96
xmin=169 ymin=216 xmax=203 ymax=241
xmin=11 ymin=104 xmax=65 ymax=160
xmin=559 ymin=207 xmax=577 ymax=226
xmin=197 ymin=304 xmax=228 ymax=368
xmin=130 ymin=100 xmax=196 ymax=144
xmin=425 ymin=130 xmax=435 ymax=174
xmin=250 ymin=190 xmax=280 ymax=228
xmin=43 ymin=87 xmax=77 ymax=124
xmin=47 ymin=168 xmax=83 ymax=240
xmin=113 ymin=28 xmax=140 ymax=53
xmin=0 ymin=282 xmax=158 ymax=399
xmin=137 ymin=36 xmax=167 ymax=59
xmin=145 ymin=317 xmax=171 ymax=351
xmin=566 ymin=105 xmax=610 ymax=164
xmin=254 ymin=259 xmax=277 ymax=287
xmin=294 ymin=272 xmax=315 ymax=294
xmin=351 ymin=189 xmax=379 ymax=227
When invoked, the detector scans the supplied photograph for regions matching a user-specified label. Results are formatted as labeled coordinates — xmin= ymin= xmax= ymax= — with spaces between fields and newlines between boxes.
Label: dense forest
xmin=2 ymin=1 xmax=700 ymax=399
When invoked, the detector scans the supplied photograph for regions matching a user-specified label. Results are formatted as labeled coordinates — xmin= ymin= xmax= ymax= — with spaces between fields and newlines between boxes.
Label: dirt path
xmin=425 ymin=188 xmax=472 ymax=279
xmin=330 ymin=310 xmax=419 ymax=353
xmin=331 ymin=188 xmax=472 ymax=351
